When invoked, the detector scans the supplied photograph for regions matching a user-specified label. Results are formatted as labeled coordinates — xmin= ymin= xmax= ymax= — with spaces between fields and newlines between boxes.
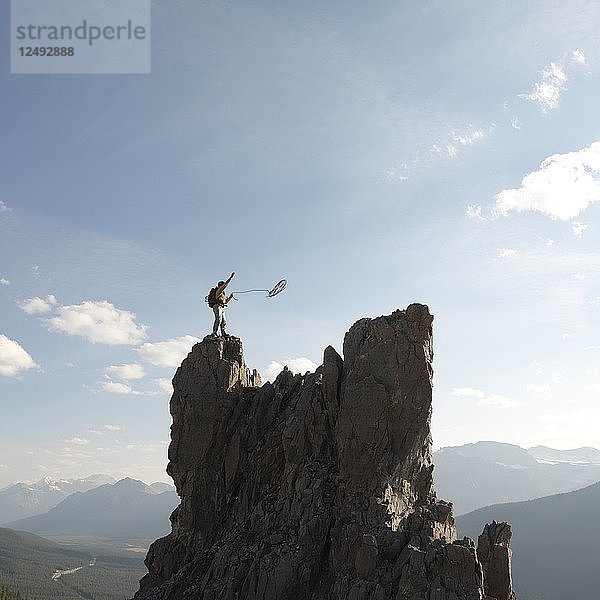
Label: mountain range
xmin=3 ymin=440 xmax=599 ymax=599
xmin=0 ymin=474 xmax=116 ymax=524
xmin=433 ymin=441 xmax=600 ymax=514
xmin=7 ymin=478 xmax=178 ymax=540
xmin=457 ymin=480 xmax=600 ymax=600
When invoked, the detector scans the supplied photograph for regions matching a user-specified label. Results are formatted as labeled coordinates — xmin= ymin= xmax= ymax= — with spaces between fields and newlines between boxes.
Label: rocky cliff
xmin=135 ymin=304 xmax=516 ymax=600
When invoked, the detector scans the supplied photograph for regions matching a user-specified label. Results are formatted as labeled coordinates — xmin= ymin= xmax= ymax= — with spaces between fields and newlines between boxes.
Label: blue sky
xmin=2 ymin=1 xmax=600 ymax=487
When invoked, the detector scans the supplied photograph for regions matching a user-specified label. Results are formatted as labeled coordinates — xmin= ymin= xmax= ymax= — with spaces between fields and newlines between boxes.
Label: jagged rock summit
xmin=135 ymin=304 xmax=516 ymax=600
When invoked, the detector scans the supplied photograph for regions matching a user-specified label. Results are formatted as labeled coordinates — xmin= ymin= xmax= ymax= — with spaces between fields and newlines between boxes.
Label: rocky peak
xmin=135 ymin=304 xmax=516 ymax=600
xmin=478 ymin=522 xmax=516 ymax=600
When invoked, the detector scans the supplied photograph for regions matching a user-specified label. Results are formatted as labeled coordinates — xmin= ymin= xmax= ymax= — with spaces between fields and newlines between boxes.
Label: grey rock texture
xmin=477 ymin=522 xmax=516 ymax=600
xmin=134 ymin=304 xmax=516 ymax=600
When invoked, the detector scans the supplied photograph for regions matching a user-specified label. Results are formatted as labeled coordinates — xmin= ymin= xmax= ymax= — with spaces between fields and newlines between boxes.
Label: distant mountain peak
xmin=433 ymin=441 xmax=600 ymax=515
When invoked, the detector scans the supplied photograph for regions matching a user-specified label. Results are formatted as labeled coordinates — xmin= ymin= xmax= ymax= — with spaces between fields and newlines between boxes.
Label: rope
xmin=231 ymin=280 xmax=286 ymax=298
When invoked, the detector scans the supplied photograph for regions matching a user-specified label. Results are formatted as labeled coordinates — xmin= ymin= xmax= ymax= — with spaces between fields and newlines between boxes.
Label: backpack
xmin=206 ymin=286 xmax=218 ymax=308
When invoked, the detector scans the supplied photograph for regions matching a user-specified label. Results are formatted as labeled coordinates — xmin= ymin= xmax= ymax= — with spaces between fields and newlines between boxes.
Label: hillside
xmin=457 ymin=481 xmax=600 ymax=600
xmin=0 ymin=581 xmax=29 ymax=600
xmin=8 ymin=478 xmax=178 ymax=541
xmin=0 ymin=527 xmax=144 ymax=600
xmin=433 ymin=441 xmax=600 ymax=514
xmin=0 ymin=475 xmax=116 ymax=524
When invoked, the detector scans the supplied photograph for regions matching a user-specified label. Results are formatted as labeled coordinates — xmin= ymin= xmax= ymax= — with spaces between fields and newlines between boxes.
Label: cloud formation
xmin=451 ymin=387 xmax=484 ymax=399
xmin=466 ymin=205 xmax=485 ymax=220
xmin=19 ymin=295 xmax=58 ymax=315
xmin=498 ymin=248 xmax=517 ymax=259
xmin=387 ymin=123 xmax=492 ymax=182
xmin=493 ymin=142 xmax=600 ymax=221
xmin=101 ymin=381 xmax=133 ymax=394
xmin=137 ymin=335 xmax=200 ymax=367
xmin=519 ymin=62 xmax=567 ymax=113
xmin=452 ymin=387 xmax=516 ymax=408
xmin=263 ymin=357 xmax=318 ymax=382
xmin=519 ymin=50 xmax=587 ymax=113
xmin=46 ymin=300 xmax=148 ymax=345
xmin=0 ymin=334 xmax=36 ymax=377
xmin=155 ymin=378 xmax=174 ymax=395
xmin=105 ymin=363 xmax=145 ymax=380
xmin=64 ymin=437 xmax=90 ymax=446
xmin=0 ymin=278 xmax=9 ymax=286
xmin=570 ymin=49 xmax=587 ymax=67
xmin=0 ymin=201 xmax=11 ymax=213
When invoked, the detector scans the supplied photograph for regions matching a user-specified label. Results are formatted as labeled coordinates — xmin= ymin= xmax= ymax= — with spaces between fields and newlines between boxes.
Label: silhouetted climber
xmin=207 ymin=272 xmax=235 ymax=336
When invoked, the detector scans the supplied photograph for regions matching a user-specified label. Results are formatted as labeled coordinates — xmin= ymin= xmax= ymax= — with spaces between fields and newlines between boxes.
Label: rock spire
xmin=135 ymin=304 xmax=516 ymax=600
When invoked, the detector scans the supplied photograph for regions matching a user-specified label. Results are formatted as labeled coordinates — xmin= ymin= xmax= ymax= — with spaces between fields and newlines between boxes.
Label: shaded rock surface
xmin=477 ymin=522 xmax=515 ymax=600
xmin=134 ymin=304 xmax=516 ymax=600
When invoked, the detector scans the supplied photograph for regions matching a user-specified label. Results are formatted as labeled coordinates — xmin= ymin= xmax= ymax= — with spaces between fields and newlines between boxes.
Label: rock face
xmin=135 ymin=304 xmax=516 ymax=600
xmin=477 ymin=522 xmax=516 ymax=600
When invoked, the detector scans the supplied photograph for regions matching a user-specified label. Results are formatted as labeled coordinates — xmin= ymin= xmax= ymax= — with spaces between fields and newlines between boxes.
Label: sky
xmin=2 ymin=0 xmax=600 ymax=487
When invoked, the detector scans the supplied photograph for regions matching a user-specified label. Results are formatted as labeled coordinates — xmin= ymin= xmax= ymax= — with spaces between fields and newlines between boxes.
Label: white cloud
xmin=46 ymin=300 xmax=148 ymax=345
xmin=452 ymin=386 xmax=516 ymax=408
xmin=494 ymin=143 xmax=600 ymax=221
xmin=155 ymin=378 xmax=174 ymax=395
xmin=452 ymin=387 xmax=485 ymax=399
xmin=449 ymin=127 xmax=486 ymax=147
xmin=498 ymin=248 xmax=517 ymax=259
xmin=387 ymin=123 xmax=492 ymax=181
xmin=263 ymin=357 xmax=318 ymax=381
xmin=105 ymin=363 xmax=145 ymax=380
xmin=19 ymin=294 xmax=57 ymax=315
xmin=519 ymin=61 xmax=567 ymax=113
xmin=100 ymin=380 xmax=162 ymax=396
xmin=527 ymin=383 xmax=550 ymax=393
xmin=570 ymin=49 xmax=587 ymax=67
xmin=101 ymin=381 xmax=132 ymax=394
xmin=466 ymin=205 xmax=485 ymax=220
xmin=385 ymin=167 xmax=408 ymax=182
xmin=510 ymin=116 xmax=521 ymax=130
xmin=477 ymin=394 xmax=517 ymax=408
xmin=104 ymin=424 xmax=122 ymax=432
xmin=0 ymin=334 xmax=37 ymax=377
xmin=571 ymin=221 xmax=587 ymax=238
xmin=137 ymin=335 xmax=200 ymax=367
xmin=437 ymin=126 xmax=489 ymax=160
xmin=0 ymin=278 xmax=10 ymax=286
xmin=64 ymin=437 xmax=90 ymax=446
xmin=0 ymin=201 xmax=11 ymax=213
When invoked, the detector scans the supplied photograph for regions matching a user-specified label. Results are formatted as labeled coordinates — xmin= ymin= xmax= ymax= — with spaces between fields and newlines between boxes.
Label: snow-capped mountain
xmin=433 ymin=441 xmax=600 ymax=515
xmin=0 ymin=474 xmax=116 ymax=524
xmin=528 ymin=445 xmax=600 ymax=465
xmin=8 ymin=478 xmax=178 ymax=540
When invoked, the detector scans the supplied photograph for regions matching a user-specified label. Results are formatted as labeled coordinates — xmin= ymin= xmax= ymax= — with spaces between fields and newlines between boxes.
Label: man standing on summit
xmin=208 ymin=272 xmax=235 ymax=336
